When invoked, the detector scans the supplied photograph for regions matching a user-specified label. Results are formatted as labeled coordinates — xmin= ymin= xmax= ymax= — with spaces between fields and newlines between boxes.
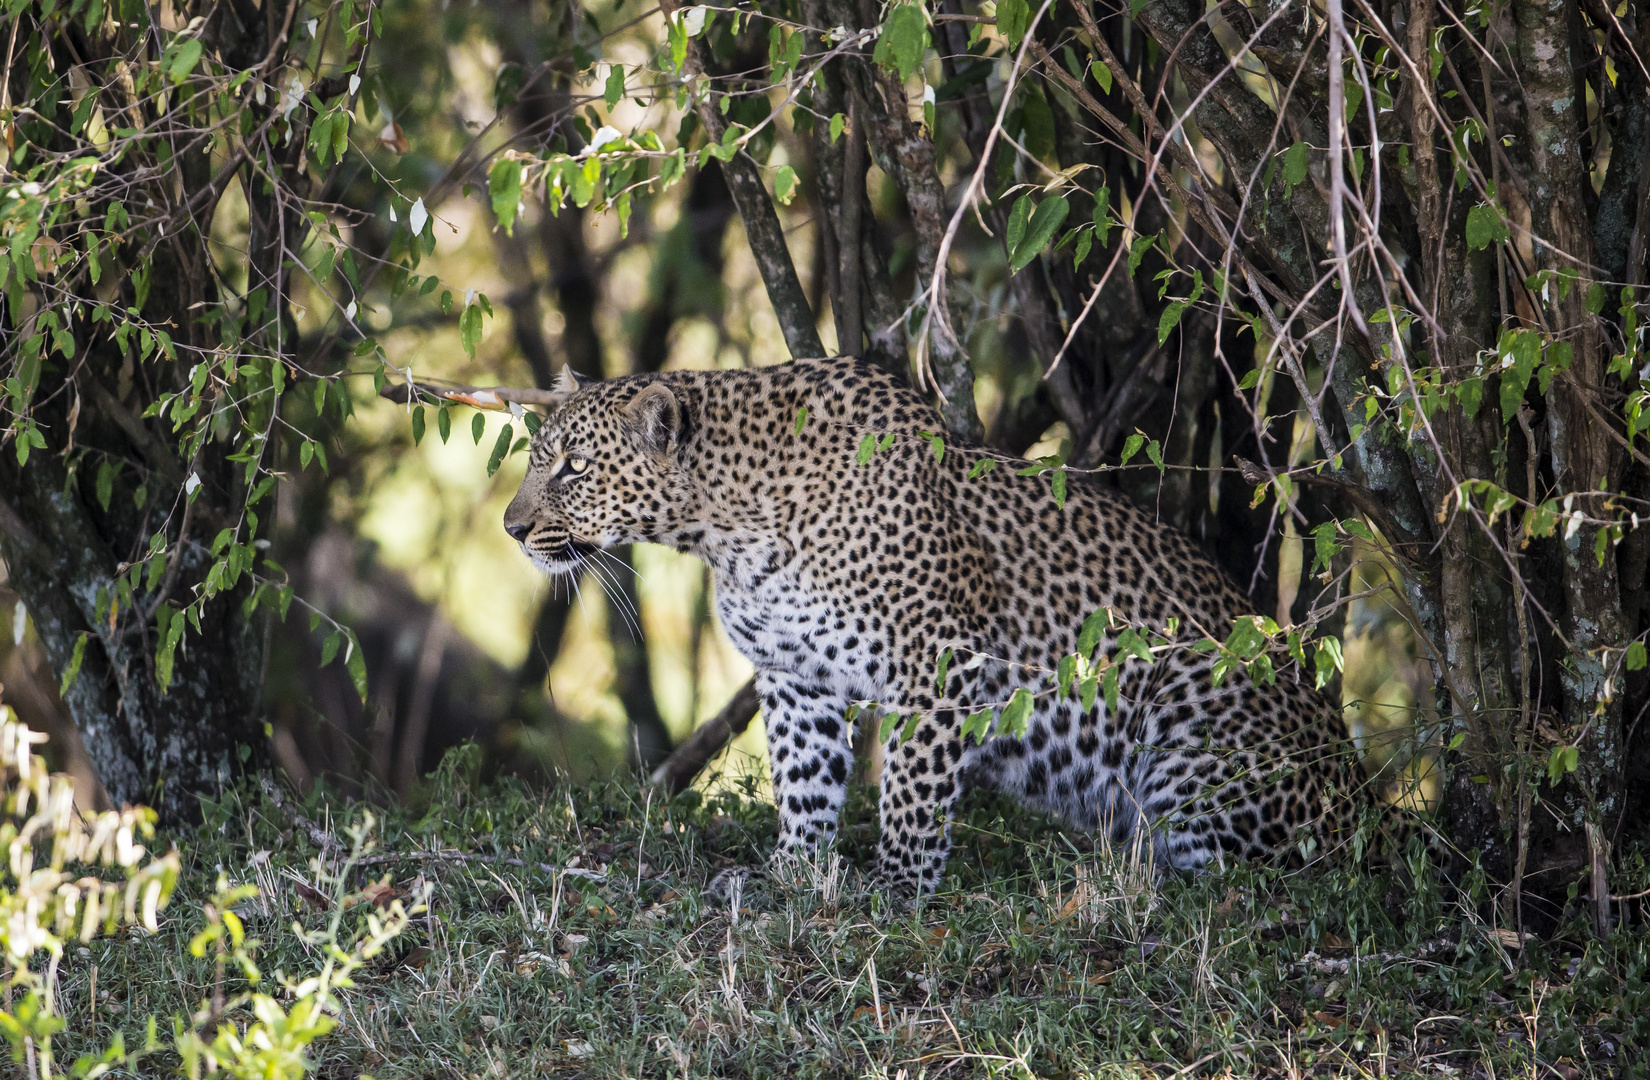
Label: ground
xmin=49 ymin=749 xmax=1650 ymax=1079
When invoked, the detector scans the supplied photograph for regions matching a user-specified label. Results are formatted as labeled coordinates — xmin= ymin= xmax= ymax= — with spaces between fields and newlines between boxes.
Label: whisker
xmin=571 ymin=559 xmax=595 ymax=636
xmin=586 ymin=558 xmax=646 ymax=642
xmin=592 ymin=545 xmax=649 ymax=588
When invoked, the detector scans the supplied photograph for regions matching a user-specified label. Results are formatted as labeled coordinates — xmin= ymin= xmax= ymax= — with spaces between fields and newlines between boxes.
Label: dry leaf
xmin=1490 ymin=928 xmax=1533 ymax=950
xmin=293 ymin=880 xmax=331 ymax=911
xmin=1310 ymin=1011 xmax=1346 ymax=1030
xmin=31 ymin=236 xmax=65 ymax=276
xmin=362 ymin=877 xmax=398 ymax=906
xmin=378 ymin=121 xmax=410 ymax=154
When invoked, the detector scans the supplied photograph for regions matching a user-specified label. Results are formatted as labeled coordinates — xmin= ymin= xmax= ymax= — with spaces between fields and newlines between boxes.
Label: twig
xmin=378 ymin=377 xmax=566 ymax=409
xmin=352 ymin=849 xmax=607 ymax=882
xmin=260 ymin=774 xmax=336 ymax=851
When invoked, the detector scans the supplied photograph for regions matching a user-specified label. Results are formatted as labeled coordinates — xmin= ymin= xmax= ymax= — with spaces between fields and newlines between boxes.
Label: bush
xmin=0 ymin=698 xmax=421 ymax=1079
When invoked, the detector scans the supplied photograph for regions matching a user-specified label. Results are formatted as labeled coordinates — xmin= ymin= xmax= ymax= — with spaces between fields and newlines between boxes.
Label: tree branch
xmin=648 ymin=678 xmax=761 ymax=796
xmin=658 ymin=0 xmax=824 ymax=360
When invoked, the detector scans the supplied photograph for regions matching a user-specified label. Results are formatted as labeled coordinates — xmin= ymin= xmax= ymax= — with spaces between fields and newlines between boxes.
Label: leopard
xmin=503 ymin=355 xmax=1379 ymax=897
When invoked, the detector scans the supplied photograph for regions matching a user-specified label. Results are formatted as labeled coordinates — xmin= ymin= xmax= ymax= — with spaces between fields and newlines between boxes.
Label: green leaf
xmin=999 ymin=687 xmax=1034 ymax=738
xmin=1090 ymin=61 xmax=1113 ymax=95
xmin=1626 ymin=640 xmax=1647 ymax=672
xmin=1465 ymin=203 xmax=1510 ymax=250
xmin=1078 ymin=676 xmax=1098 ymax=713
xmin=1586 ymin=282 xmax=1609 ymax=315
xmin=59 ymin=632 xmax=88 ymax=696
xmin=1458 ymin=374 xmax=1484 ymax=418
xmin=1546 ymin=744 xmax=1580 ymax=786
xmin=996 ymin=0 xmax=1031 ymax=47
xmin=1092 ymin=185 xmax=1112 ymax=247
xmin=321 ymin=630 xmax=342 ymax=668
xmin=1005 ymin=194 xmax=1032 ymax=256
xmin=412 ymin=405 xmax=427 ymax=446
xmin=856 ymin=433 xmax=877 ymax=465
xmin=167 ymin=37 xmax=203 ymax=82
xmin=472 ymin=411 xmax=486 ymax=445
xmin=460 ymin=302 xmax=485 ymax=357
xmin=879 ymin=710 xmax=902 ymax=744
xmin=1009 ymin=195 xmax=1070 ymax=272
xmin=873 ymin=3 xmax=929 ymax=82
xmin=1499 ymin=329 xmax=1541 ymax=422
xmin=794 ymin=406 xmax=809 ymax=435
xmin=961 ymin=709 xmax=991 ymax=744
xmin=1020 ymin=86 xmax=1055 ymax=161
xmin=967 ymin=458 xmax=997 ymax=479
xmin=1057 ymin=653 xmax=1077 ymax=698
xmin=774 ymin=165 xmax=798 ymax=205
xmin=487 ymin=423 xmax=514 ymax=476
xmin=1128 ymin=232 xmax=1157 ymax=276
xmin=1311 ymin=522 xmax=1339 ymax=574
xmin=1073 ymin=230 xmax=1093 ymax=269
xmin=935 ymin=647 xmax=954 ymax=694
xmin=1077 ymin=609 xmax=1108 ymax=658
xmin=1119 ymin=432 xmax=1145 ymax=466
xmin=1313 ymin=636 xmax=1344 ymax=689
xmin=1158 ymin=300 xmax=1187 ymax=344
xmin=667 ymin=12 xmax=689 ymax=70
xmin=1282 ymin=140 xmax=1309 ymax=194
xmin=1342 ymin=519 xmax=1376 ymax=543
xmin=438 ymin=406 xmax=452 ymax=443
xmin=346 ymin=631 xmax=368 ymax=702
xmin=604 ymin=64 xmax=625 ymax=108
xmin=95 ymin=460 xmax=116 ymax=512
xmin=1102 ymin=665 xmax=1119 ymax=713
xmin=901 ymin=712 xmax=922 ymax=741
xmin=1115 ymin=627 xmax=1152 ymax=662
xmin=489 ymin=158 xmax=524 ymax=235
xmin=829 ymin=113 xmax=846 ymax=144
xmin=1051 ymin=468 xmax=1067 ymax=508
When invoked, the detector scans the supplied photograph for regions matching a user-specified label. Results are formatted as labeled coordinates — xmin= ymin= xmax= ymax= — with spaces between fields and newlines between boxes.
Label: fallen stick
xmin=352 ymin=849 xmax=607 ymax=881
xmin=649 ymin=679 xmax=761 ymax=796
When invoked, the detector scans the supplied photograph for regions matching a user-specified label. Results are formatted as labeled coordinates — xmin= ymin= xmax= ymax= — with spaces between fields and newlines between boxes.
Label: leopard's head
xmin=503 ymin=367 xmax=698 ymax=576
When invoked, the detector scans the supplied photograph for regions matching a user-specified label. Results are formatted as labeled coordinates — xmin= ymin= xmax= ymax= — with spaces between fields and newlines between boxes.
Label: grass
xmin=47 ymin=748 xmax=1650 ymax=1079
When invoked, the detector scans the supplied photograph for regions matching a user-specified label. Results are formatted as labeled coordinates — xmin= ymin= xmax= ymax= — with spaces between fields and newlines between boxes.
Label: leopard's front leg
xmin=757 ymin=669 xmax=855 ymax=857
xmin=877 ymin=708 xmax=970 ymax=897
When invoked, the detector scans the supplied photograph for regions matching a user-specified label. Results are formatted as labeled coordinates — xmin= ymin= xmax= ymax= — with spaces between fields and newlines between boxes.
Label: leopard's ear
xmin=549 ymin=363 xmax=593 ymax=406
xmin=621 ymin=383 xmax=682 ymax=462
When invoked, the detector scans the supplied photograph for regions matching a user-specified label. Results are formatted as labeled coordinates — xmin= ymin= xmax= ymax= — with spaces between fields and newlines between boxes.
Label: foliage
xmin=0 ymin=712 xmax=420 ymax=1078
xmin=0 ymin=702 xmax=177 ymax=1076
xmin=38 ymin=764 xmax=1650 ymax=1077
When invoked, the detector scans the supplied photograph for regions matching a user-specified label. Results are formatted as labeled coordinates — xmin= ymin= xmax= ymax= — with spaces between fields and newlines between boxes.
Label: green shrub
xmin=0 ymin=701 xmax=421 ymax=1079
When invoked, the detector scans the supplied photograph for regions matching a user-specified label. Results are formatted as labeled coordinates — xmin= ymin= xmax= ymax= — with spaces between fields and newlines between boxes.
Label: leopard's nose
xmin=505 ymin=522 xmax=530 ymax=543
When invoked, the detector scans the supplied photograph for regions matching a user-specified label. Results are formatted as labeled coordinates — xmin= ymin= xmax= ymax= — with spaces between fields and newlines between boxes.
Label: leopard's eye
xmin=555 ymin=454 xmax=589 ymax=480
xmin=569 ymin=456 xmax=588 ymax=473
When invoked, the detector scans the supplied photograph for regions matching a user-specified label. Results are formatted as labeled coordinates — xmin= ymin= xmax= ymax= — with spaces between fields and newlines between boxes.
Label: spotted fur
xmin=504 ymin=357 xmax=1367 ymax=895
